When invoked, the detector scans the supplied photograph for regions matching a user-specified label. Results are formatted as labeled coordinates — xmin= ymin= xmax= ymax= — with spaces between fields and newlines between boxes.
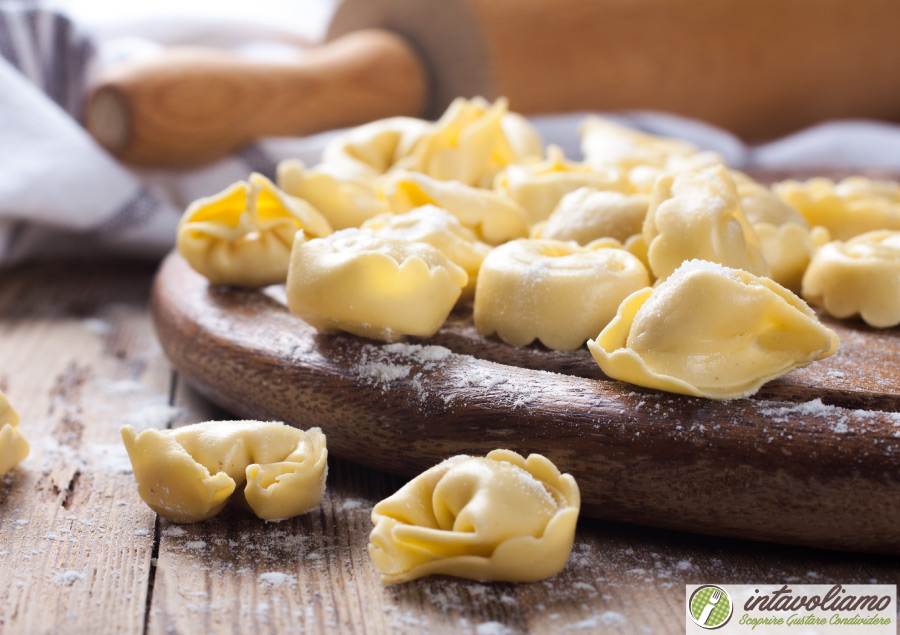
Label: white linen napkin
xmin=1 ymin=5 xmax=900 ymax=267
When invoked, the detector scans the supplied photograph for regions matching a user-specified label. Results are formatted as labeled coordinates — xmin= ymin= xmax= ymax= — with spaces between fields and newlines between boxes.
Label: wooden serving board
xmin=151 ymin=251 xmax=900 ymax=554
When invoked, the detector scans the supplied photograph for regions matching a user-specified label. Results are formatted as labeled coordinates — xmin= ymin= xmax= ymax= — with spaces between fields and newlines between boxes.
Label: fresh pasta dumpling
xmin=379 ymin=171 xmax=528 ymax=245
xmin=643 ymin=165 xmax=769 ymax=281
xmin=474 ymin=238 xmax=650 ymax=351
xmin=368 ymin=450 xmax=580 ymax=584
xmin=736 ymin=174 xmax=830 ymax=292
xmin=493 ymin=146 xmax=626 ymax=225
xmin=320 ymin=116 xmax=433 ymax=177
xmin=0 ymin=390 xmax=28 ymax=477
xmin=531 ymin=187 xmax=649 ymax=245
xmin=802 ymin=230 xmax=900 ymax=328
xmin=177 ymin=173 xmax=332 ymax=287
xmin=286 ymin=229 xmax=468 ymax=342
xmin=396 ymin=97 xmax=541 ymax=187
xmin=774 ymin=176 xmax=900 ymax=241
xmin=588 ymin=260 xmax=839 ymax=400
xmin=121 ymin=421 xmax=327 ymax=522
xmin=276 ymin=159 xmax=388 ymax=230
xmin=360 ymin=205 xmax=491 ymax=298
xmin=580 ymin=116 xmax=701 ymax=170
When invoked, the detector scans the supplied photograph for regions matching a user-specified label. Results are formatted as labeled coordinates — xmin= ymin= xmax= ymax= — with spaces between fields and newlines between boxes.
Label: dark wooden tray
xmin=152 ymin=251 xmax=900 ymax=554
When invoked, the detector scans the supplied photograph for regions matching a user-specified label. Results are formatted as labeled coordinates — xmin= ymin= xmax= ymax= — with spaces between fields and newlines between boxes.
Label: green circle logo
xmin=689 ymin=585 xmax=733 ymax=629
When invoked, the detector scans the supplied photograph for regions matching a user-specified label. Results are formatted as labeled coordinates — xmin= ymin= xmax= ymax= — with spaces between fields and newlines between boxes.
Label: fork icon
xmin=697 ymin=589 xmax=722 ymax=625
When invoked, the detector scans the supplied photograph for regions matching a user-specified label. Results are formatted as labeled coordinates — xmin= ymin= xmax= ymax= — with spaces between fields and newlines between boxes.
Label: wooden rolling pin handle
xmin=85 ymin=29 xmax=427 ymax=168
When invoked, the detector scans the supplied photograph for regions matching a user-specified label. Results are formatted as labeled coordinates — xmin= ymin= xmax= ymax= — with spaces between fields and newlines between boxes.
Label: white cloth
xmin=2 ymin=3 xmax=900 ymax=266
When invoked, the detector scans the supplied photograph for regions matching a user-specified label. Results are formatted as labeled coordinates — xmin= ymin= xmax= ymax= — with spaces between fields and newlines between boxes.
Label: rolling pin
xmin=86 ymin=0 xmax=900 ymax=167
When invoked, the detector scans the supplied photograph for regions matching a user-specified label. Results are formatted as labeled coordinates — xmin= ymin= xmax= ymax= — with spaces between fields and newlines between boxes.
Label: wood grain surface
xmin=151 ymin=252 xmax=900 ymax=555
xmin=0 ymin=260 xmax=898 ymax=634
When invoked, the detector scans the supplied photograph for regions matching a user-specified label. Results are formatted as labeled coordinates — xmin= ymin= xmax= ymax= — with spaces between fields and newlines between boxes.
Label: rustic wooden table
xmin=0 ymin=260 xmax=897 ymax=635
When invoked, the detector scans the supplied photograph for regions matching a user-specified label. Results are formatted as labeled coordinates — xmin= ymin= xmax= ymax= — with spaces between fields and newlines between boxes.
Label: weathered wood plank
xmin=0 ymin=262 xmax=173 ymax=635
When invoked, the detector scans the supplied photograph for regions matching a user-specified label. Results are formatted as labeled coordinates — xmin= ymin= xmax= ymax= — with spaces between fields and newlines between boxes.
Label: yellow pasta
xmin=643 ymin=165 xmax=769 ymax=281
xmin=588 ymin=260 xmax=839 ymax=400
xmin=474 ymin=238 xmax=650 ymax=351
xmin=531 ymin=186 xmax=649 ymax=245
xmin=369 ymin=450 xmax=580 ymax=584
xmin=802 ymin=230 xmax=900 ymax=328
xmin=121 ymin=421 xmax=327 ymax=523
xmin=0 ymin=390 xmax=28 ymax=477
xmin=177 ymin=173 xmax=332 ymax=287
xmin=286 ymin=230 xmax=467 ymax=342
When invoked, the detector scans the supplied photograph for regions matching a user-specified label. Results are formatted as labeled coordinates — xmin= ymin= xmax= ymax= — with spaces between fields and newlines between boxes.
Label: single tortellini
xmin=368 ymin=450 xmax=580 ymax=584
xmin=121 ymin=421 xmax=327 ymax=523
xmin=1 ymin=390 xmax=28 ymax=477
xmin=643 ymin=165 xmax=769 ymax=281
xmin=774 ymin=176 xmax=900 ymax=241
xmin=360 ymin=205 xmax=491 ymax=298
xmin=379 ymin=171 xmax=528 ymax=245
xmin=177 ymin=173 xmax=332 ymax=287
xmin=588 ymin=260 xmax=839 ymax=400
xmin=735 ymin=174 xmax=830 ymax=292
xmin=320 ymin=116 xmax=433 ymax=177
xmin=276 ymin=159 xmax=389 ymax=230
xmin=580 ymin=116 xmax=701 ymax=170
xmin=396 ymin=97 xmax=541 ymax=187
xmin=474 ymin=238 xmax=650 ymax=351
xmin=531 ymin=187 xmax=649 ymax=245
xmin=802 ymin=230 xmax=900 ymax=328
xmin=286 ymin=229 xmax=467 ymax=342
xmin=493 ymin=145 xmax=626 ymax=225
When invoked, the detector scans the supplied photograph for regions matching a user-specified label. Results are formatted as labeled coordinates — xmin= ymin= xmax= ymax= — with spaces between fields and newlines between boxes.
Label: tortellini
xmin=0 ymin=390 xmax=28 ymax=477
xmin=360 ymin=205 xmax=491 ymax=298
xmin=286 ymin=229 xmax=467 ymax=342
xmin=643 ymin=165 xmax=769 ymax=281
xmin=774 ymin=176 xmax=900 ymax=241
xmin=802 ymin=230 xmax=900 ymax=328
xmin=177 ymin=173 xmax=332 ymax=287
xmin=494 ymin=145 xmax=626 ymax=225
xmin=474 ymin=238 xmax=650 ymax=351
xmin=736 ymin=174 xmax=830 ymax=293
xmin=320 ymin=116 xmax=433 ymax=177
xmin=379 ymin=171 xmax=528 ymax=245
xmin=531 ymin=187 xmax=649 ymax=245
xmin=368 ymin=450 xmax=580 ymax=584
xmin=276 ymin=159 xmax=389 ymax=230
xmin=588 ymin=260 xmax=839 ymax=400
xmin=580 ymin=116 xmax=701 ymax=171
xmin=396 ymin=97 xmax=542 ymax=187
xmin=121 ymin=421 xmax=327 ymax=523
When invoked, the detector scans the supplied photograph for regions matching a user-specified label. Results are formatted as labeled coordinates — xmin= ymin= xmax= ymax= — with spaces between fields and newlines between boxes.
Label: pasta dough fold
xmin=588 ymin=260 xmax=839 ymax=400
xmin=474 ymin=238 xmax=650 ymax=351
xmin=643 ymin=165 xmax=769 ymax=281
xmin=177 ymin=173 xmax=332 ymax=287
xmin=802 ymin=230 xmax=900 ymax=328
xmin=774 ymin=176 xmax=900 ymax=241
xmin=494 ymin=146 xmax=626 ymax=225
xmin=286 ymin=230 xmax=468 ymax=342
xmin=121 ymin=421 xmax=327 ymax=523
xmin=379 ymin=171 xmax=528 ymax=245
xmin=360 ymin=205 xmax=491 ymax=298
xmin=368 ymin=450 xmax=580 ymax=584
xmin=531 ymin=187 xmax=649 ymax=245
xmin=0 ymin=390 xmax=28 ymax=476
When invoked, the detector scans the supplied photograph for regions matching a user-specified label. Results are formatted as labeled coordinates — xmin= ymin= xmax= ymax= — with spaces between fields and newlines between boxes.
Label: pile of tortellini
xmin=177 ymin=97 xmax=900 ymax=400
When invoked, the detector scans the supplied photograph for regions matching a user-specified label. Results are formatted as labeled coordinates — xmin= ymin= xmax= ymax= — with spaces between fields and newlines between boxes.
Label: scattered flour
xmin=475 ymin=622 xmax=511 ymax=635
xmin=258 ymin=572 xmax=296 ymax=588
xmin=52 ymin=570 xmax=86 ymax=586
